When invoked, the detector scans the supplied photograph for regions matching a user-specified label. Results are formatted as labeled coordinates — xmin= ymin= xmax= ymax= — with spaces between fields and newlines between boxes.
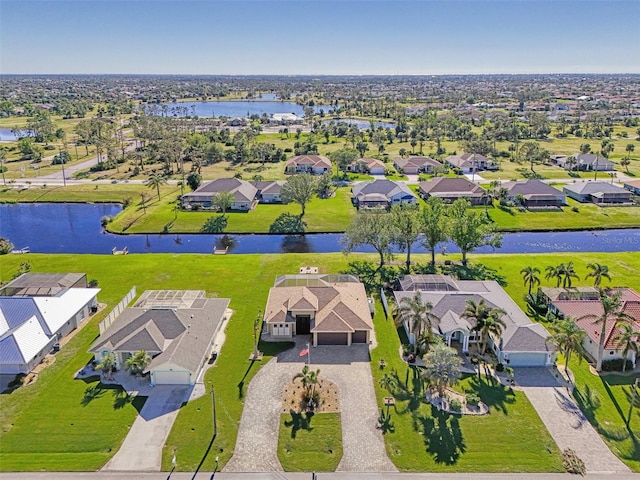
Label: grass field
xmin=1 ymin=251 xmax=638 ymax=472
xmin=278 ymin=412 xmax=343 ymax=471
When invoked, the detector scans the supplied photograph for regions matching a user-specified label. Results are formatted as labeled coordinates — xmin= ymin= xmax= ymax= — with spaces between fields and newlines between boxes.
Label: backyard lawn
xmin=278 ymin=412 xmax=343 ymax=471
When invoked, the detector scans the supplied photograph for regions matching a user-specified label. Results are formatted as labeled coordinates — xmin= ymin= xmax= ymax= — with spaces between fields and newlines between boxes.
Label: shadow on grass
xmin=81 ymin=382 xmax=147 ymax=412
xmin=573 ymin=383 xmax=631 ymax=442
xmin=81 ymin=384 xmax=107 ymax=406
xmin=417 ymin=405 xmax=466 ymax=465
xmin=387 ymin=366 xmax=426 ymax=414
xmin=284 ymin=410 xmax=314 ymax=439
xmin=466 ymin=373 xmax=516 ymax=414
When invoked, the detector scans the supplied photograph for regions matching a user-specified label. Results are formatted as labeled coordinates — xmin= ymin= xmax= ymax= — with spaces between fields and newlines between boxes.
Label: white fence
xmin=99 ymin=286 xmax=137 ymax=334
xmin=380 ymin=287 xmax=390 ymax=318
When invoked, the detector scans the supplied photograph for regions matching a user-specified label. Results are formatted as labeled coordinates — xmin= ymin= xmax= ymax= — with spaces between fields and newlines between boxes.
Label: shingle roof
xmin=394 ymin=156 xmax=442 ymax=169
xmin=445 ymin=153 xmax=491 ymax=169
xmin=563 ymin=181 xmax=630 ymax=195
xmin=182 ymin=178 xmax=258 ymax=202
xmin=286 ymin=155 xmax=332 ymax=168
xmin=90 ymin=291 xmax=230 ymax=374
xmin=419 ymin=177 xmax=485 ymax=197
xmin=503 ymin=179 xmax=564 ymax=198
xmin=352 ymin=179 xmax=416 ymax=202
xmin=571 ymin=153 xmax=614 ymax=167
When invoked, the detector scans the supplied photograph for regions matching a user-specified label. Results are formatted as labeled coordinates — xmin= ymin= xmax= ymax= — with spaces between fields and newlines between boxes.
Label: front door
xmin=296 ymin=315 xmax=311 ymax=334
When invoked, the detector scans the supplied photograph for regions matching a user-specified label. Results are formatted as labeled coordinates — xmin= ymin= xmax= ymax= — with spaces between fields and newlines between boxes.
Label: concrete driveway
xmin=102 ymin=385 xmax=189 ymax=471
xmin=515 ymin=368 xmax=630 ymax=474
xmin=225 ymin=338 xmax=396 ymax=473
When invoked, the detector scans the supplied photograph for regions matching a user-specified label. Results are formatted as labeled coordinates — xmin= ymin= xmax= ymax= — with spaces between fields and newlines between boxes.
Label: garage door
xmin=153 ymin=370 xmax=191 ymax=385
xmin=506 ymin=353 xmax=548 ymax=367
xmin=352 ymin=331 xmax=368 ymax=343
xmin=317 ymin=333 xmax=348 ymax=345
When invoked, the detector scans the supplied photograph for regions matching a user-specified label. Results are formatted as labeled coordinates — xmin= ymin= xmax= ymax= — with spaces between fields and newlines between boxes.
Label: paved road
xmin=225 ymin=339 xmax=395 ymax=473
xmin=102 ymin=386 xmax=189 ymax=471
xmin=1 ymin=472 xmax=638 ymax=479
xmin=515 ymin=368 xmax=630 ymax=474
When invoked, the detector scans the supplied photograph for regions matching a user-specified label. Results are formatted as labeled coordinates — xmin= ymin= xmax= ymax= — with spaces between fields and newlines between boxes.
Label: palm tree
xmin=561 ymin=261 xmax=580 ymax=288
xmin=565 ymin=156 xmax=577 ymax=171
xmin=212 ymin=191 xmax=235 ymax=217
xmin=579 ymin=290 xmax=635 ymax=371
xmin=95 ymin=352 xmax=117 ymax=379
xmin=421 ymin=343 xmax=463 ymax=396
xmin=545 ymin=264 xmax=564 ymax=287
xmin=395 ymin=292 xmax=439 ymax=354
xmin=520 ymin=266 xmax=541 ymax=294
xmin=462 ymin=299 xmax=491 ymax=353
xmin=474 ymin=308 xmax=507 ymax=356
xmin=293 ymin=365 xmax=321 ymax=400
xmin=614 ymin=324 xmax=639 ymax=372
xmin=548 ymin=318 xmax=587 ymax=372
xmin=620 ymin=157 xmax=631 ymax=173
xmin=146 ymin=173 xmax=167 ymax=201
xmin=586 ymin=262 xmax=611 ymax=287
xmin=124 ymin=350 xmax=151 ymax=376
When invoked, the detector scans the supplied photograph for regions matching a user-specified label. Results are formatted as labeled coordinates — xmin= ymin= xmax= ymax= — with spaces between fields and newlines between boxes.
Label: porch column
xmin=462 ymin=335 xmax=469 ymax=353
xmin=446 ymin=334 xmax=451 ymax=347
xmin=347 ymin=333 xmax=352 ymax=346
xmin=313 ymin=332 xmax=317 ymax=347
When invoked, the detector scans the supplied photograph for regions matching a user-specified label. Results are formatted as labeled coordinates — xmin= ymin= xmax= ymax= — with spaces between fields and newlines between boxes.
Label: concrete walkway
xmin=102 ymin=386 xmax=189 ymax=471
xmin=515 ymin=368 xmax=630 ymax=474
xmin=224 ymin=339 xmax=396 ymax=473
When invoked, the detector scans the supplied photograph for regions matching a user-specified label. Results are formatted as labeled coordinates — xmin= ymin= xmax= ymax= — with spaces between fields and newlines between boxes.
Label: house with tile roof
xmin=544 ymin=287 xmax=640 ymax=368
xmin=89 ymin=290 xmax=230 ymax=385
xmin=563 ymin=181 xmax=633 ymax=205
xmin=0 ymin=273 xmax=100 ymax=375
xmin=393 ymin=156 xmax=443 ymax=175
xmin=418 ymin=177 xmax=486 ymax=205
xmin=352 ymin=179 xmax=417 ymax=209
xmin=285 ymin=155 xmax=332 ymax=175
xmin=346 ymin=157 xmax=386 ymax=175
xmin=181 ymin=178 xmax=258 ymax=210
xmin=503 ymin=179 xmax=565 ymax=208
xmin=263 ymin=274 xmax=373 ymax=346
xmin=393 ymin=275 xmax=554 ymax=366
xmin=251 ymin=180 xmax=287 ymax=203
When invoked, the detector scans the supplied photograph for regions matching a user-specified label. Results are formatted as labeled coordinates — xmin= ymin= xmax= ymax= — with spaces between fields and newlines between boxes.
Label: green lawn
xmin=1 ymin=251 xmax=638 ymax=472
xmin=278 ymin=412 xmax=343 ymax=471
xmin=0 ymin=183 xmax=176 ymax=204
xmin=107 ymin=186 xmax=357 ymax=234
xmin=569 ymin=359 xmax=640 ymax=471
xmin=369 ymin=302 xmax=563 ymax=472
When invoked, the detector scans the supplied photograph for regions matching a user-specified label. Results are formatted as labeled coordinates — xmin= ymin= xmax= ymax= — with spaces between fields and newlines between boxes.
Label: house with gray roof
xmin=89 ymin=290 xmax=230 ymax=385
xmin=418 ymin=177 xmax=486 ymax=205
xmin=0 ymin=273 xmax=100 ymax=375
xmin=563 ymin=181 xmax=632 ymax=205
xmin=251 ymin=180 xmax=287 ymax=203
xmin=181 ymin=178 xmax=258 ymax=211
xmin=352 ymin=179 xmax=417 ymax=209
xmin=263 ymin=274 xmax=373 ymax=346
xmin=503 ymin=179 xmax=565 ymax=208
xmin=393 ymin=275 xmax=554 ymax=366
xmin=552 ymin=153 xmax=614 ymax=172
xmin=393 ymin=156 xmax=443 ymax=175
xmin=445 ymin=153 xmax=497 ymax=174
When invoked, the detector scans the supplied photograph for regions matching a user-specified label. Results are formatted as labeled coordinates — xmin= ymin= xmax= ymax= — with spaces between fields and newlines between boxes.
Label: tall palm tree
xmin=579 ymin=290 xmax=635 ymax=371
xmin=614 ymin=324 xmax=639 ymax=372
xmin=474 ymin=308 xmax=507 ymax=356
xmin=146 ymin=173 xmax=167 ymax=201
xmin=545 ymin=264 xmax=564 ymax=287
xmin=95 ymin=352 xmax=117 ymax=379
xmin=586 ymin=262 xmax=611 ymax=288
xmin=395 ymin=292 xmax=439 ymax=354
xmin=520 ymin=266 xmax=541 ymax=294
xmin=293 ymin=365 xmax=321 ymax=399
xmin=212 ymin=191 xmax=235 ymax=217
xmin=548 ymin=318 xmax=587 ymax=372
xmin=561 ymin=262 xmax=580 ymax=288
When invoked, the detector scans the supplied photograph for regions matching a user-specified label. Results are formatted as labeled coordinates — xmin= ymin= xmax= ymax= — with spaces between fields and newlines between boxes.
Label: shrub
xmin=571 ymin=206 xmax=580 ymax=213
xmin=88 ymin=279 xmax=99 ymax=287
xmin=562 ymin=448 xmax=586 ymax=475
xmin=466 ymin=393 xmax=480 ymax=407
xmin=0 ymin=237 xmax=14 ymax=255
xmin=449 ymin=398 xmax=462 ymax=412
xmin=122 ymin=196 xmax=133 ymax=208
xmin=100 ymin=216 xmax=113 ymax=226
xmin=601 ymin=358 xmax=633 ymax=372
xmin=191 ymin=203 xmax=202 ymax=211
xmin=495 ymin=363 xmax=504 ymax=372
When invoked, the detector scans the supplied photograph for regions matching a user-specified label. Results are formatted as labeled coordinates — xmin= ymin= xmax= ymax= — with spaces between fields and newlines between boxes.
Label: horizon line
xmin=2 ymin=72 xmax=640 ymax=77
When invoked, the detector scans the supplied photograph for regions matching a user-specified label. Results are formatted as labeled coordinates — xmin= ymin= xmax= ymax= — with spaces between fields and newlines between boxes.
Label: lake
xmin=1 ymin=203 xmax=639 ymax=255
xmin=150 ymin=99 xmax=332 ymax=119
xmin=0 ymin=128 xmax=32 ymax=142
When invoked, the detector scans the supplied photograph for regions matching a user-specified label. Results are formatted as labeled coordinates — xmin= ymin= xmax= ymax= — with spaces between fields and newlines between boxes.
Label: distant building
xmin=563 ymin=181 xmax=632 ymax=205
xmin=346 ymin=157 xmax=386 ymax=175
xmin=285 ymin=155 xmax=332 ymax=175
xmin=393 ymin=156 xmax=443 ymax=175
xmin=445 ymin=153 xmax=497 ymax=174
xmin=352 ymin=179 xmax=417 ymax=209
xmin=181 ymin=178 xmax=258 ymax=210
xmin=418 ymin=177 xmax=486 ymax=205
xmin=503 ymin=179 xmax=565 ymax=208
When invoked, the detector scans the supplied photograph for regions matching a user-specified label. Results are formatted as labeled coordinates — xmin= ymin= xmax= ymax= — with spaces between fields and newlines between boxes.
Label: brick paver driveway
xmin=224 ymin=338 xmax=396 ymax=473
xmin=515 ymin=368 xmax=630 ymax=474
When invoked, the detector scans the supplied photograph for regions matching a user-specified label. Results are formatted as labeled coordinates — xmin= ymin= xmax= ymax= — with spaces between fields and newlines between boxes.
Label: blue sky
xmin=1 ymin=0 xmax=638 ymax=74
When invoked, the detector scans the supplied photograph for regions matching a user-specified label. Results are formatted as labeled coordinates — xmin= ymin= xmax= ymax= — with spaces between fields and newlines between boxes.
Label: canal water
xmin=1 ymin=203 xmax=639 ymax=255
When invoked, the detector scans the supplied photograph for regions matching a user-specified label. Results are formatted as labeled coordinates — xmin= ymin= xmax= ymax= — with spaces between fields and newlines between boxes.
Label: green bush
xmin=601 ymin=358 xmax=633 ymax=372
xmin=466 ymin=393 xmax=481 ymax=407
xmin=449 ymin=398 xmax=462 ymax=412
